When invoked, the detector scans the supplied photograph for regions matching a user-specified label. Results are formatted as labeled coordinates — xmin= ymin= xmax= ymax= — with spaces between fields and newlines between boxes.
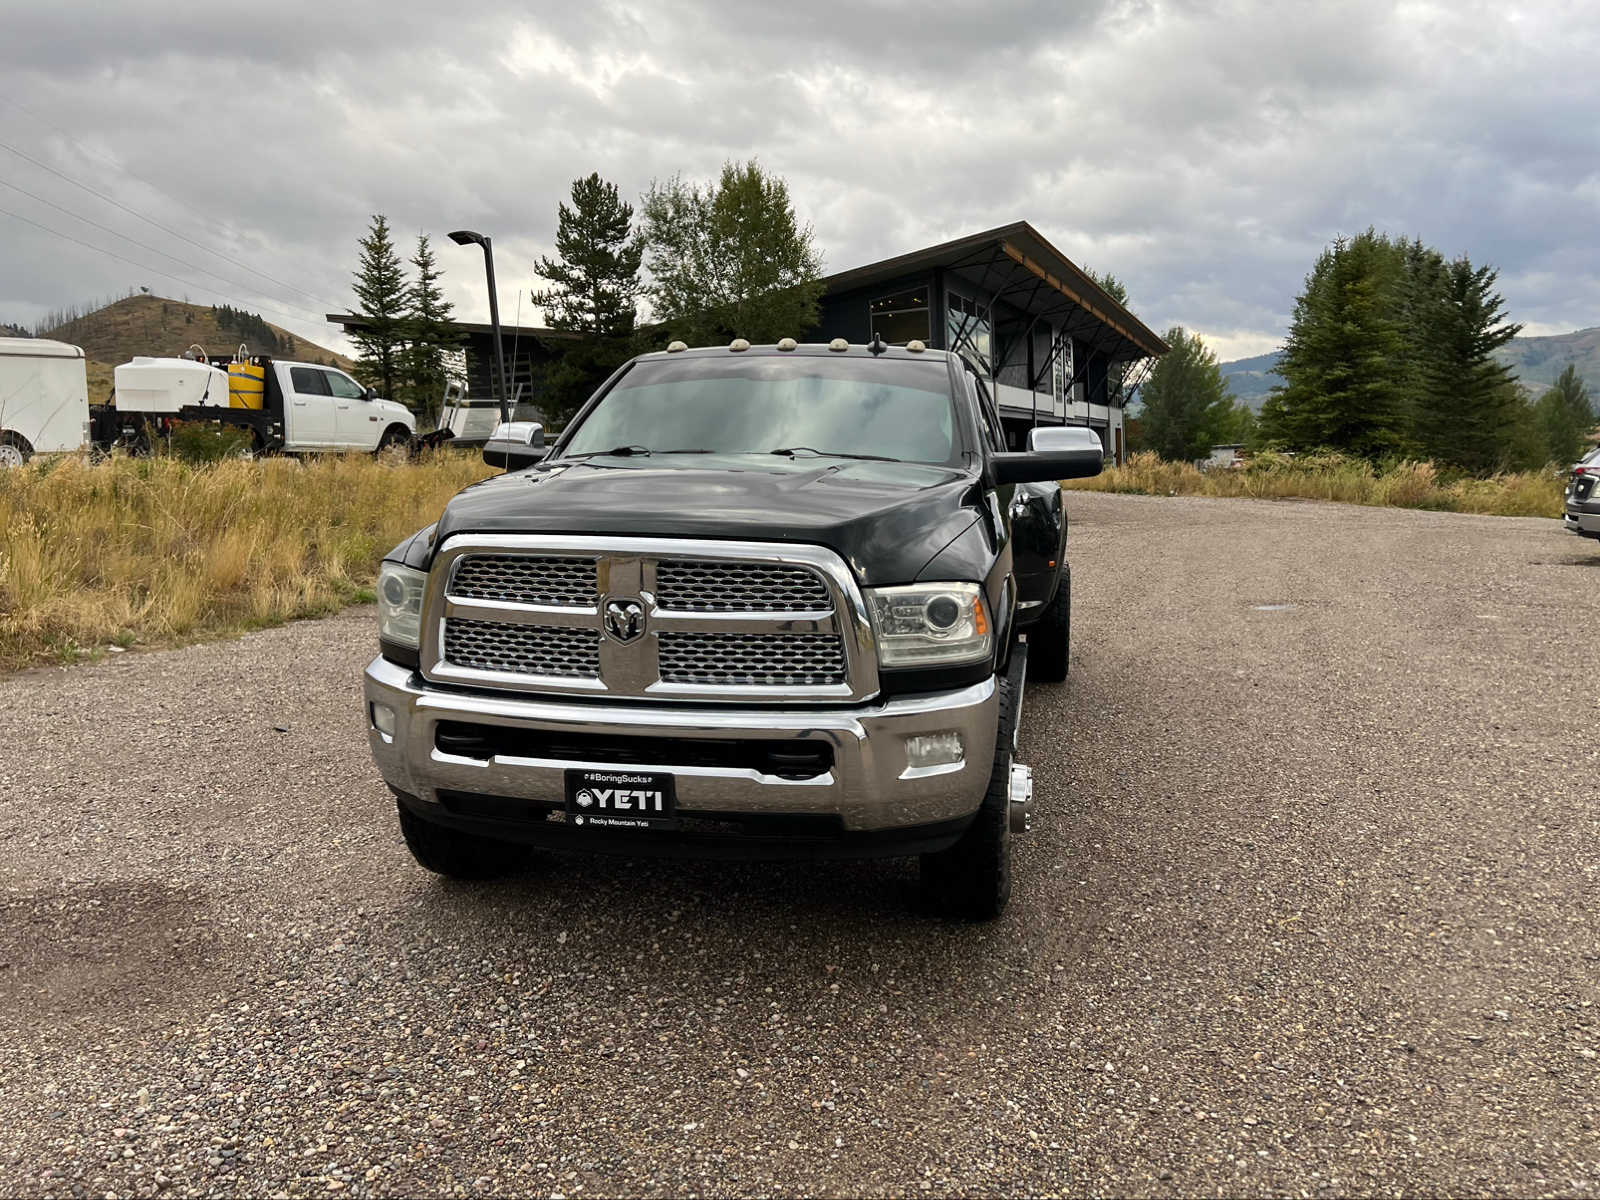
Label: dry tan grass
xmin=0 ymin=451 xmax=493 ymax=672
xmin=1067 ymin=451 xmax=1567 ymax=518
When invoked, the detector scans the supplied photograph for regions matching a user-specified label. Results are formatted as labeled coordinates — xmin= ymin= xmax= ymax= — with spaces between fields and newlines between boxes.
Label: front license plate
xmin=564 ymin=769 xmax=678 ymax=831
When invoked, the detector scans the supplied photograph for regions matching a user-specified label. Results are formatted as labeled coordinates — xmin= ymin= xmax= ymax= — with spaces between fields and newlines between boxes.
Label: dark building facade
xmin=810 ymin=222 xmax=1167 ymax=460
xmin=324 ymin=315 xmax=578 ymax=419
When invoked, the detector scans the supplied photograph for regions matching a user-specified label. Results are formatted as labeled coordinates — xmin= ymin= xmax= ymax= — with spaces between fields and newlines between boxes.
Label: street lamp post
xmin=448 ymin=229 xmax=510 ymax=426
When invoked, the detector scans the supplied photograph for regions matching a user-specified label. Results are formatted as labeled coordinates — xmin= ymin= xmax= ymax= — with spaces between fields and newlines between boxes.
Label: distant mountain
xmin=1217 ymin=351 xmax=1285 ymax=410
xmin=1494 ymin=326 xmax=1600 ymax=392
xmin=1218 ymin=326 xmax=1600 ymax=411
xmin=39 ymin=294 xmax=353 ymax=403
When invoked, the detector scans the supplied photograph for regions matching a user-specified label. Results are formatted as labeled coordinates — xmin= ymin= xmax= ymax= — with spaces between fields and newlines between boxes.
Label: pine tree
xmin=1138 ymin=326 xmax=1234 ymax=461
xmin=1261 ymin=231 xmax=1414 ymax=459
xmin=640 ymin=160 xmax=824 ymax=346
xmin=1534 ymin=364 xmax=1594 ymax=465
xmin=532 ymin=174 xmax=645 ymax=422
xmin=532 ymin=173 xmax=643 ymax=338
xmin=1411 ymin=256 xmax=1522 ymax=472
xmin=402 ymin=234 xmax=462 ymax=423
xmin=349 ymin=214 xmax=408 ymax=400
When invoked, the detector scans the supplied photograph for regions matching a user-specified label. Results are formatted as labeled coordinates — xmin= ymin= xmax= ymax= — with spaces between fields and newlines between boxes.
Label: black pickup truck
xmin=363 ymin=340 xmax=1102 ymax=918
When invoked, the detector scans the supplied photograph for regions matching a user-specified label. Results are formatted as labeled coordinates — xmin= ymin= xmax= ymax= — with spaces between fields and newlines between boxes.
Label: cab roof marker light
xmin=906 ymin=339 xmax=926 ymax=352
xmin=729 ymin=338 xmax=750 ymax=352
xmin=666 ymin=340 xmax=688 ymax=353
xmin=776 ymin=337 xmax=797 ymax=351
xmin=828 ymin=338 xmax=849 ymax=352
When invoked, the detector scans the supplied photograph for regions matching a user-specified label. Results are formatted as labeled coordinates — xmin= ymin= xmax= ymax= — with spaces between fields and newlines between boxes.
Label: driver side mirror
xmin=989 ymin=424 xmax=1104 ymax=484
xmin=483 ymin=421 xmax=547 ymax=470
xmin=364 ymin=386 xmax=378 ymax=400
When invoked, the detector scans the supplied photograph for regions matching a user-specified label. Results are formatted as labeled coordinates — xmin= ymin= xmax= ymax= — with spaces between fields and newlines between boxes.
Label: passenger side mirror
xmin=364 ymin=386 xmax=378 ymax=401
xmin=483 ymin=421 xmax=547 ymax=470
xmin=989 ymin=424 xmax=1104 ymax=484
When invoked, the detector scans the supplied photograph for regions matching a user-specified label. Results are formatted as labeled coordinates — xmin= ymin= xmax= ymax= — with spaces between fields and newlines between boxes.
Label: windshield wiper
xmin=566 ymin=446 xmax=721 ymax=460
xmin=565 ymin=444 xmax=653 ymax=459
xmin=769 ymin=446 xmax=898 ymax=463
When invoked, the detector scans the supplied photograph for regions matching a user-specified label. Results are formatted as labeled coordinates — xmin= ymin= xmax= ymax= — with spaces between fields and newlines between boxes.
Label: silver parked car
xmin=1563 ymin=446 xmax=1600 ymax=543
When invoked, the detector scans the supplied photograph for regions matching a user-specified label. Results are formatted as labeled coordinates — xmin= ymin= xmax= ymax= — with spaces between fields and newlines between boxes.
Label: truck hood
xmin=432 ymin=455 xmax=984 ymax=586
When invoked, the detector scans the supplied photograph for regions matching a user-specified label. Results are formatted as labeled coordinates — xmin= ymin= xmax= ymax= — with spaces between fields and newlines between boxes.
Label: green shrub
xmin=167 ymin=421 xmax=256 ymax=464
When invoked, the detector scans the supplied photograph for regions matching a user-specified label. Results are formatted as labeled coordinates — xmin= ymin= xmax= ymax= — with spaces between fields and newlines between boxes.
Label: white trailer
xmin=0 ymin=337 xmax=90 ymax=467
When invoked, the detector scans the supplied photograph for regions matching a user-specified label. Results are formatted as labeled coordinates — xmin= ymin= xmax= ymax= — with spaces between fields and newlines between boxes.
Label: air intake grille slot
xmin=450 ymin=555 xmax=597 ymax=607
xmin=655 ymin=560 xmax=832 ymax=612
xmin=658 ymin=632 xmax=846 ymax=687
xmin=443 ymin=618 xmax=600 ymax=678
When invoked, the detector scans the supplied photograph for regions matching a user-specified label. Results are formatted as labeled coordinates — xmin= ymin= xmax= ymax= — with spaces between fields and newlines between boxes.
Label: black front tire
xmin=397 ymin=800 xmax=526 ymax=880
xmin=375 ymin=426 xmax=413 ymax=461
xmin=920 ymin=677 xmax=1016 ymax=920
xmin=1026 ymin=566 xmax=1071 ymax=683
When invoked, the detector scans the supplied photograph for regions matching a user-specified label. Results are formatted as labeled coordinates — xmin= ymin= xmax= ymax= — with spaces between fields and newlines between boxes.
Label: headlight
xmin=865 ymin=582 xmax=992 ymax=668
xmin=377 ymin=561 xmax=427 ymax=648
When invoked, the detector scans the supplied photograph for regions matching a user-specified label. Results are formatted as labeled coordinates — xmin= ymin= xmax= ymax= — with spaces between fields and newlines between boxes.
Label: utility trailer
xmin=92 ymin=346 xmax=415 ymax=455
xmin=416 ymin=380 xmax=544 ymax=451
xmin=0 ymin=337 xmax=91 ymax=467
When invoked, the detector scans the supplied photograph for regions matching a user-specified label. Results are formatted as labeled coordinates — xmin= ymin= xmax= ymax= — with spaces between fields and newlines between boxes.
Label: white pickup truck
xmin=103 ymin=349 xmax=416 ymax=455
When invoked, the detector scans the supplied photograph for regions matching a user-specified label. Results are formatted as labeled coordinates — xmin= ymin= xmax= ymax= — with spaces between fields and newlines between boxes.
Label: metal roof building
xmin=324 ymin=315 xmax=578 ymax=414
xmin=810 ymin=221 xmax=1167 ymax=461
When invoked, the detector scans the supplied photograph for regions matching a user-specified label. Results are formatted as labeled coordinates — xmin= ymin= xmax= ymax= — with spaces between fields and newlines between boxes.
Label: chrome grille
xmin=655 ymin=560 xmax=831 ymax=612
xmin=450 ymin=555 xmax=597 ymax=606
xmin=658 ymin=632 xmax=846 ymax=686
xmin=423 ymin=536 xmax=874 ymax=701
xmin=443 ymin=618 xmax=600 ymax=678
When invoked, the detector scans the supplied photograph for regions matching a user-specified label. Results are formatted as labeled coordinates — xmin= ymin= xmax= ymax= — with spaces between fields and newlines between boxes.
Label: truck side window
xmin=324 ymin=371 xmax=366 ymax=400
xmin=968 ymin=373 xmax=1005 ymax=454
xmin=290 ymin=367 xmax=330 ymax=396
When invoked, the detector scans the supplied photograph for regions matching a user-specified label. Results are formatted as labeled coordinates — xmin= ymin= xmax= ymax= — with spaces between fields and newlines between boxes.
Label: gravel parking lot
xmin=2 ymin=492 xmax=1597 ymax=1198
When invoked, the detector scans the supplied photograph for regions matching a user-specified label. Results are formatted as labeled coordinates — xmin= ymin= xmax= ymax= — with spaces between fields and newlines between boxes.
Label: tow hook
xmin=1009 ymin=762 xmax=1033 ymax=834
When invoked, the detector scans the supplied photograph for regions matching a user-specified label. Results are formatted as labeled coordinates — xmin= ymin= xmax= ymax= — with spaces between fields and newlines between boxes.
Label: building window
xmin=946 ymin=291 xmax=992 ymax=375
xmin=1055 ymin=336 xmax=1074 ymax=408
xmin=869 ymin=288 xmax=930 ymax=345
xmin=1052 ymin=334 xmax=1064 ymax=408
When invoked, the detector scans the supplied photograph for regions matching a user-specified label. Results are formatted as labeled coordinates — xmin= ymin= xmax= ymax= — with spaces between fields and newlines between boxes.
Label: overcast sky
xmin=2 ymin=0 xmax=1597 ymax=362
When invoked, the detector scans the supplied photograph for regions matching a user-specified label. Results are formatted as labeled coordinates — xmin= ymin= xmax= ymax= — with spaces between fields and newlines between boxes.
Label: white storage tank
xmin=114 ymin=356 xmax=231 ymax=413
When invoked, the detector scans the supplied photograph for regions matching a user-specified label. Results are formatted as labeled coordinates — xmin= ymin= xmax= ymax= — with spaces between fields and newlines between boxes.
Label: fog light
xmin=905 ymin=731 xmax=963 ymax=769
xmin=371 ymin=702 xmax=396 ymax=738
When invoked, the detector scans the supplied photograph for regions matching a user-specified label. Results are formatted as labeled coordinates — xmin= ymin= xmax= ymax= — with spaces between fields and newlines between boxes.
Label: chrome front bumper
xmin=363 ymin=656 xmax=998 ymax=833
xmin=1563 ymin=507 xmax=1600 ymax=537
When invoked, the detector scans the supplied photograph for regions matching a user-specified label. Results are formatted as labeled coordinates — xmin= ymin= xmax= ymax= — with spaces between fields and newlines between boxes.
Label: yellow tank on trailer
xmin=228 ymin=354 xmax=266 ymax=410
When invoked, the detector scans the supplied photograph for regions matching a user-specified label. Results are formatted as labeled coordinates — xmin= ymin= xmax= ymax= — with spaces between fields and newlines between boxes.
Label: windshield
xmin=558 ymin=355 xmax=960 ymax=465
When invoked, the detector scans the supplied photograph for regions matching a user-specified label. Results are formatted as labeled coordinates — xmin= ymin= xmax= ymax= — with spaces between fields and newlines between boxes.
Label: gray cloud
xmin=2 ymin=0 xmax=1596 ymax=361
